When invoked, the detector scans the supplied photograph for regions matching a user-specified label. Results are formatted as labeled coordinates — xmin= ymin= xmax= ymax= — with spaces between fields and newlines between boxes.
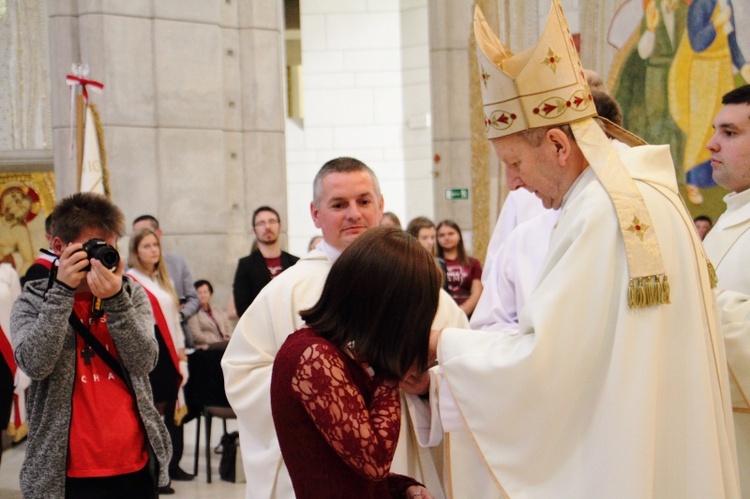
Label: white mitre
xmin=475 ymin=0 xmax=671 ymax=308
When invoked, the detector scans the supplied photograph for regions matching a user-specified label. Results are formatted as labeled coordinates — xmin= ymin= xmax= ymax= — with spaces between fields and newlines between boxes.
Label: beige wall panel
xmin=242 ymin=131 xmax=287 ymax=216
xmin=99 ymin=15 xmax=156 ymax=127
xmin=239 ymin=28 xmax=285 ymax=131
xmin=105 ymin=126 xmax=159 ymax=223
xmin=47 ymin=14 xmax=80 ymax=129
xmin=157 ymin=128 xmax=226 ymax=234
xmin=223 ymin=131 xmax=248 ymax=237
xmin=51 ymin=127 xmax=77 ymax=196
xmin=169 ymin=233 xmax=236 ymax=305
xmin=154 ymin=0 xmax=221 ymax=24
xmin=75 ymin=0 xmax=151 ymax=17
xmin=46 ymin=0 xmax=76 ymax=17
xmin=432 ymin=137 xmax=472 ymax=223
xmin=222 ymin=28 xmax=243 ymax=132
xmin=154 ymin=20 xmax=223 ymax=129
xmin=238 ymin=0 xmax=280 ymax=30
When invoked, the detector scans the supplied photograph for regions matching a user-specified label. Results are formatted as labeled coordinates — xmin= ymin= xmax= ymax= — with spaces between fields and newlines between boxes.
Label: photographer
xmin=10 ymin=193 xmax=170 ymax=498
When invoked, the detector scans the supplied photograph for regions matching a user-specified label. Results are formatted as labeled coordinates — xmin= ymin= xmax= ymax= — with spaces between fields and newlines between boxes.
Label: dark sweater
xmin=232 ymin=250 xmax=299 ymax=317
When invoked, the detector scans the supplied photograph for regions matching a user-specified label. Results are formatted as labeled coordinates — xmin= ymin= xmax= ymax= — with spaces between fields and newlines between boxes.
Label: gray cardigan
xmin=10 ymin=277 xmax=171 ymax=498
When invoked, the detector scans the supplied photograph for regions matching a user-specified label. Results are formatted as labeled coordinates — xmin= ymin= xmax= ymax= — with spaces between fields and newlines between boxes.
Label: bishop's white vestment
xmin=471 ymin=209 xmax=558 ymax=332
xmin=420 ymin=145 xmax=740 ymax=498
xmin=222 ymin=245 xmax=469 ymax=499
xmin=704 ymin=187 xmax=750 ymax=497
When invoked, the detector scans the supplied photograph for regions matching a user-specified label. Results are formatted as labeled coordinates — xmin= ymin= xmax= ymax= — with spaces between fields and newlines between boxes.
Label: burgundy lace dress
xmin=271 ymin=328 xmax=422 ymax=498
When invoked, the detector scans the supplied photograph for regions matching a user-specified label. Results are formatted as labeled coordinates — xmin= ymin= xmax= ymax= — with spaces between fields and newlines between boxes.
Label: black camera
xmin=82 ymin=238 xmax=120 ymax=270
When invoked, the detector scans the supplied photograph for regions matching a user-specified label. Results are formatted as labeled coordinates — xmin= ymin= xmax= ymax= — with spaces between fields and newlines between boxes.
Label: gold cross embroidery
xmin=480 ymin=65 xmax=490 ymax=88
xmin=626 ymin=216 xmax=650 ymax=241
xmin=542 ymin=48 xmax=560 ymax=72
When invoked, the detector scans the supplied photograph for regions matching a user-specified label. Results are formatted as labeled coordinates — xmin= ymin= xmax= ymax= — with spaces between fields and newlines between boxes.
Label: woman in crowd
xmin=407 ymin=216 xmax=448 ymax=290
xmin=127 ymin=228 xmax=190 ymax=488
xmin=271 ymin=226 xmax=437 ymax=498
xmin=436 ymin=219 xmax=483 ymax=317
xmin=188 ymin=279 xmax=232 ymax=349
xmin=406 ymin=216 xmax=436 ymax=254
xmin=308 ymin=234 xmax=323 ymax=252
xmin=380 ymin=211 xmax=402 ymax=229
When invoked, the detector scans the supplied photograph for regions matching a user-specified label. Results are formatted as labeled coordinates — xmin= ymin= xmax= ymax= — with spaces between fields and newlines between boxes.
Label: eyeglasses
xmin=254 ymin=220 xmax=279 ymax=228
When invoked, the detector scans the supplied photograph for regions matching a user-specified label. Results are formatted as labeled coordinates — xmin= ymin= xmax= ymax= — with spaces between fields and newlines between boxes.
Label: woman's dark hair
xmin=300 ymin=226 xmax=442 ymax=380
xmin=436 ymin=219 xmax=470 ymax=266
xmin=194 ymin=279 xmax=213 ymax=294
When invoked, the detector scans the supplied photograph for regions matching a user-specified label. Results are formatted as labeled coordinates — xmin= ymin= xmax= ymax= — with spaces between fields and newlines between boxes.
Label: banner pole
xmin=76 ymin=94 xmax=85 ymax=191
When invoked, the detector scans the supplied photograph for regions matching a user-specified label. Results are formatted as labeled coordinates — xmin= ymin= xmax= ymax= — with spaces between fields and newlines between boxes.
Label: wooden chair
xmin=193 ymin=405 xmax=237 ymax=483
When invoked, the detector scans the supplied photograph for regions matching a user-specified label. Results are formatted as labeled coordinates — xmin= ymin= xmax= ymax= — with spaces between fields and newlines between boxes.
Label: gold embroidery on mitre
xmin=485 ymin=110 xmax=517 ymax=132
xmin=473 ymin=0 xmax=597 ymax=141
xmin=542 ymin=48 xmax=561 ymax=72
xmin=476 ymin=4 xmax=668 ymax=310
xmin=480 ymin=65 xmax=490 ymax=88
xmin=531 ymin=90 xmax=593 ymax=120
xmin=626 ymin=216 xmax=650 ymax=241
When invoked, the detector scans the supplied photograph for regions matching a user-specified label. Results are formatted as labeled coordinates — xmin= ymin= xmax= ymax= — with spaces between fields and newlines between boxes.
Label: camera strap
xmin=68 ymin=311 xmax=126 ymax=383
xmin=67 ymin=310 xmax=162 ymax=494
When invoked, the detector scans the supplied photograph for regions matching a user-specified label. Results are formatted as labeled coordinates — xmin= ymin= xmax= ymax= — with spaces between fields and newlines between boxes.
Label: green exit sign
xmin=445 ymin=188 xmax=469 ymax=200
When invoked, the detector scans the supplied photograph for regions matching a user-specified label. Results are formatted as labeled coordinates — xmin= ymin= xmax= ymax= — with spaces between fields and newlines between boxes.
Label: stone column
xmin=46 ymin=0 xmax=288 ymax=304
xmin=429 ymin=0 xmax=499 ymax=261
xmin=428 ymin=0 xmax=474 ymax=236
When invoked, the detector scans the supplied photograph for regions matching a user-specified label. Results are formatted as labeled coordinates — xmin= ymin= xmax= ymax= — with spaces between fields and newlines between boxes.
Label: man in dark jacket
xmin=232 ymin=206 xmax=299 ymax=317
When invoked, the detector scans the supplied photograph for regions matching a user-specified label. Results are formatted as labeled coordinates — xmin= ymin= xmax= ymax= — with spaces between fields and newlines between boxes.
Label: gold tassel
xmin=707 ymin=260 xmax=718 ymax=289
xmin=628 ymin=274 xmax=670 ymax=309
xmin=174 ymin=403 xmax=188 ymax=426
xmin=7 ymin=421 xmax=29 ymax=443
xmin=88 ymin=103 xmax=111 ymax=198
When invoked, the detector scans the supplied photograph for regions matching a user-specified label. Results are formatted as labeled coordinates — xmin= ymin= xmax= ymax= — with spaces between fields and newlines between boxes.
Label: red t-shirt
xmin=67 ymin=293 xmax=147 ymax=477
xmin=444 ymin=257 xmax=482 ymax=306
xmin=265 ymin=255 xmax=283 ymax=279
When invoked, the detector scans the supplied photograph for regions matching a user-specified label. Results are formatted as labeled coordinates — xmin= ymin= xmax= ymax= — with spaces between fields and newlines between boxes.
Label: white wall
xmin=542 ymin=0 xmax=580 ymax=33
xmin=285 ymin=0 xmax=433 ymax=256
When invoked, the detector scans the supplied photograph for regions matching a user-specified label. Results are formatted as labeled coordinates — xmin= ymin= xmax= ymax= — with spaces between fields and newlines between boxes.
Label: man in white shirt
xmin=222 ymin=157 xmax=468 ymax=499
xmin=402 ymin=3 xmax=739 ymax=497
xmin=703 ymin=84 xmax=750 ymax=497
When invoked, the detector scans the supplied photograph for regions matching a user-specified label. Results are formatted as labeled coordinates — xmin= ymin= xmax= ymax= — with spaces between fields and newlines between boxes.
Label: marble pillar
xmin=45 ymin=0 xmax=288 ymax=306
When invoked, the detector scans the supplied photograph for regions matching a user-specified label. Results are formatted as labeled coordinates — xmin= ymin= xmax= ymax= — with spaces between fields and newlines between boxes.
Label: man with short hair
xmin=222 ymin=157 xmax=468 ymax=499
xmin=11 ymin=193 xmax=171 ymax=497
xmin=403 ymin=3 xmax=739 ymax=497
xmin=472 ymin=84 xmax=625 ymax=332
xmin=703 ymin=84 xmax=750 ymax=496
xmin=131 ymin=214 xmax=198 ymax=482
xmin=232 ymin=206 xmax=299 ymax=318
xmin=694 ymin=214 xmax=713 ymax=240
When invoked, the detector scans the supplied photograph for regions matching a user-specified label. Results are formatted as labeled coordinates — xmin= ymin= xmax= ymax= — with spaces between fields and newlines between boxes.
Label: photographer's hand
xmin=56 ymin=243 xmax=89 ymax=290
xmin=88 ymin=256 xmax=124 ymax=299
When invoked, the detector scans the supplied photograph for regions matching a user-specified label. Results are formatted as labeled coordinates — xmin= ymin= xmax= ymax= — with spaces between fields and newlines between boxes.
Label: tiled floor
xmin=0 ymin=417 xmax=247 ymax=498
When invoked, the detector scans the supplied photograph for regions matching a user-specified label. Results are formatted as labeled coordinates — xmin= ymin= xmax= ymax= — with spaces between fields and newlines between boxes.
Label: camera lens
xmin=83 ymin=238 xmax=121 ymax=270
xmin=95 ymin=246 xmax=120 ymax=269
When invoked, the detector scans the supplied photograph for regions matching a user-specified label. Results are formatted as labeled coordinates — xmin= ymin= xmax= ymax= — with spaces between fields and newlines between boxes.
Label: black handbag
xmin=216 ymin=431 xmax=241 ymax=483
